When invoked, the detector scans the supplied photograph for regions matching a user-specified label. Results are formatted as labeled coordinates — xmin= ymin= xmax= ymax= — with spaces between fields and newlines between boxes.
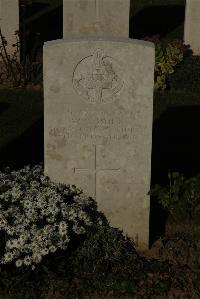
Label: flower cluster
xmin=141 ymin=35 xmax=193 ymax=90
xmin=0 ymin=165 xmax=104 ymax=270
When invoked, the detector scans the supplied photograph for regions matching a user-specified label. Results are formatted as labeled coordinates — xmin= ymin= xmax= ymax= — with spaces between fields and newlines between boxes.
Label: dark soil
xmin=44 ymin=222 xmax=200 ymax=299
xmin=141 ymin=223 xmax=200 ymax=299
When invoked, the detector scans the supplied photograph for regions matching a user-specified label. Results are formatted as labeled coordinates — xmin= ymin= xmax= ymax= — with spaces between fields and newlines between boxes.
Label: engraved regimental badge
xmin=72 ymin=49 xmax=124 ymax=104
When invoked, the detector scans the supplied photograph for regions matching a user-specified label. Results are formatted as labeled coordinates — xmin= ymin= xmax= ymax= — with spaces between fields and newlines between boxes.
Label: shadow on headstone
xmin=19 ymin=2 xmax=63 ymax=60
xmin=26 ymin=5 xmax=63 ymax=43
xmin=130 ymin=5 xmax=185 ymax=39
xmin=149 ymin=106 xmax=200 ymax=245
xmin=22 ymin=2 xmax=49 ymax=19
xmin=0 ymin=118 xmax=44 ymax=171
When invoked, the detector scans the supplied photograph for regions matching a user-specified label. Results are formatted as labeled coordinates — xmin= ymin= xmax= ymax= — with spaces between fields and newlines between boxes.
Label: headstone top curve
xmin=44 ymin=37 xmax=155 ymax=50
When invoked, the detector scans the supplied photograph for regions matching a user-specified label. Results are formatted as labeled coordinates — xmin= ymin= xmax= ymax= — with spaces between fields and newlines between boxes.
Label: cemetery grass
xmin=0 ymin=88 xmax=43 ymax=169
xmin=0 ymin=88 xmax=43 ymax=150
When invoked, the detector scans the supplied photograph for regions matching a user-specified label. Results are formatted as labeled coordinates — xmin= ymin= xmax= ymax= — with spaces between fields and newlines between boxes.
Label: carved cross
xmin=73 ymin=145 xmax=120 ymax=198
xmin=83 ymin=49 xmax=115 ymax=102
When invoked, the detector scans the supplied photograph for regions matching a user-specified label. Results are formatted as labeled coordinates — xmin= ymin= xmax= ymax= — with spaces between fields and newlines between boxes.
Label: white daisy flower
xmin=72 ymin=225 xmax=85 ymax=235
xmin=33 ymin=254 xmax=42 ymax=264
xmin=19 ymin=234 xmax=27 ymax=243
xmin=4 ymin=252 xmax=14 ymax=262
xmin=6 ymin=227 xmax=15 ymax=236
xmin=59 ymin=228 xmax=67 ymax=236
xmin=13 ymin=239 xmax=22 ymax=249
xmin=24 ymin=256 xmax=32 ymax=266
xmin=23 ymin=200 xmax=32 ymax=209
xmin=41 ymin=248 xmax=49 ymax=256
xmin=16 ymin=259 xmax=23 ymax=267
xmin=6 ymin=240 xmax=14 ymax=249
xmin=59 ymin=221 xmax=68 ymax=230
xmin=31 ymin=265 xmax=36 ymax=271
xmin=49 ymin=245 xmax=57 ymax=253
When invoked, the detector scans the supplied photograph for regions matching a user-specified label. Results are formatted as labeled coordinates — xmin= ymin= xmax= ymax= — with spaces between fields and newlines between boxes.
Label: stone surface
xmin=184 ymin=0 xmax=200 ymax=55
xmin=63 ymin=0 xmax=130 ymax=38
xmin=0 ymin=0 xmax=19 ymax=55
xmin=44 ymin=37 xmax=155 ymax=249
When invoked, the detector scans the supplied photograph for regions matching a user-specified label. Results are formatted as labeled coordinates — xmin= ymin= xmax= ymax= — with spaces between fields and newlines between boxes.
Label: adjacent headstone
xmin=0 ymin=0 xmax=19 ymax=55
xmin=184 ymin=0 xmax=200 ymax=55
xmin=44 ymin=37 xmax=155 ymax=249
xmin=63 ymin=0 xmax=130 ymax=38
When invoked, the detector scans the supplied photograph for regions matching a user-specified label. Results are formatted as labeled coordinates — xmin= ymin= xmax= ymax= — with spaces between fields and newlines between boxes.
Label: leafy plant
xmin=0 ymin=164 xmax=173 ymax=299
xmin=0 ymin=164 xmax=107 ymax=271
xmin=149 ymin=171 xmax=200 ymax=223
xmin=0 ymin=0 xmax=42 ymax=88
xmin=0 ymin=28 xmax=42 ymax=87
xmin=142 ymin=35 xmax=192 ymax=91
xmin=0 ymin=28 xmax=20 ymax=86
xmin=54 ymin=225 xmax=172 ymax=299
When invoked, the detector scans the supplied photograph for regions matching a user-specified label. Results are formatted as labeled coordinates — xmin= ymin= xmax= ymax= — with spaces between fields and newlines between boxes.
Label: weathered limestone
xmin=184 ymin=0 xmax=200 ymax=55
xmin=44 ymin=37 xmax=155 ymax=249
xmin=0 ymin=0 xmax=19 ymax=55
xmin=63 ymin=0 xmax=130 ymax=38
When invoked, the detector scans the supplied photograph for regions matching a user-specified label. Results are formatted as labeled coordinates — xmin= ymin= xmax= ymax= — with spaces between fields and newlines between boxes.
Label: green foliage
xmin=169 ymin=55 xmax=200 ymax=92
xmin=0 ymin=222 xmax=173 ymax=299
xmin=0 ymin=164 xmax=107 ymax=271
xmin=143 ymin=35 xmax=192 ymax=91
xmin=0 ymin=27 xmax=42 ymax=88
xmin=149 ymin=171 xmax=200 ymax=223
xmin=52 ymin=225 xmax=172 ymax=299
xmin=154 ymin=44 xmax=183 ymax=90
xmin=0 ymin=165 xmax=173 ymax=299
xmin=0 ymin=164 xmax=108 ymax=298
xmin=154 ymin=42 xmax=184 ymax=90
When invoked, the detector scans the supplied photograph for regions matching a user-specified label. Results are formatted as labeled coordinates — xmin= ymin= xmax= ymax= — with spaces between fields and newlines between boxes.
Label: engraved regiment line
xmin=73 ymin=145 xmax=120 ymax=198
xmin=49 ymin=127 xmax=135 ymax=141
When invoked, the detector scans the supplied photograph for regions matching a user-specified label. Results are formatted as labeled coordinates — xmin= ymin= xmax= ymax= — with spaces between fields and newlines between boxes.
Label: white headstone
xmin=44 ymin=37 xmax=155 ymax=249
xmin=184 ymin=0 xmax=200 ymax=55
xmin=63 ymin=0 xmax=130 ymax=38
xmin=0 ymin=0 xmax=19 ymax=55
